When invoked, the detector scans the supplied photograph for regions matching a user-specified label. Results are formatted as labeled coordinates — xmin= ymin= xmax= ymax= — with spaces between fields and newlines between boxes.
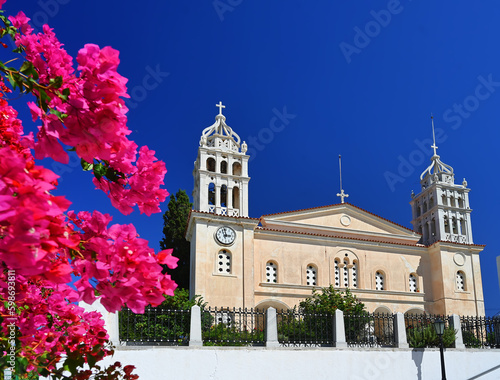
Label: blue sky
xmin=4 ymin=0 xmax=500 ymax=316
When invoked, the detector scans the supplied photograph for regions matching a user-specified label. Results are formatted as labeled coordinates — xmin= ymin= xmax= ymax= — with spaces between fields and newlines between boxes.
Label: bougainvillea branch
xmin=0 ymin=3 xmax=177 ymax=379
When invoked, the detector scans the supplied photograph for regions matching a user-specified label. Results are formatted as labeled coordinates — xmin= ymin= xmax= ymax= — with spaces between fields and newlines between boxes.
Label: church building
xmin=185 ymin=103 xmax=485 ymax=316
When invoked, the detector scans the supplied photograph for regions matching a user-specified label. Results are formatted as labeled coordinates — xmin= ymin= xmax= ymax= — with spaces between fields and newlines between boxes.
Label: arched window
xmin=409 ymin=273 xmax=417 ymax=292
xmin=460 ymin=217 xmax=466 ymax=236
xmin=306 ymin=265 xmax=317 ymax=286
xmin=450 ymin=196 xmax=456 ymax=208
xmin=456 ymin=271 xmax=465 ymax=291
xmin=232 ymin=162 xmax=242 ymax=176
xmin=217 ymin=250 xmax=231 ymax=274
xmin=430 ymin=218 xmax=436 ymax=239
xmin=452 ymin=217 xmax=458 ymax=234
xmin=458 ymin=195 xmax=464 ymax=208
xmin=207 ymin=157 xmax=216 ymax=172
xmin=334 ymin=259 xmax=340 ymax=287
xmin=266 ymin=261 xmax=277 ymax=283
xmin=441 ymin=194 xmax=447 ymax=206
xmin=220 ymin=185 xmax=227 ymax=207
xmin=208 ymin=183 xmax=215 ymax=206
xmin=232 ymin=187 xmax=240 ymax=209
xmin=220 ymin=160 xmax=227 ymax=174
xmin=416 ymin=203 xmax=421 ymax=217
xmin=444 ymin=215 xmax=450 ymax=233
xmin=429 ymin=197 xmax=434 ymax=209
xmin=343 ymin=259 xmax=349 ymax=287
xmin=423 ymin=201 xmax=427 ymax=213
xmin=351 ymin=261 xmax=358 ymax=288
xmin=375 ymin=271 xmax=385 ymax=291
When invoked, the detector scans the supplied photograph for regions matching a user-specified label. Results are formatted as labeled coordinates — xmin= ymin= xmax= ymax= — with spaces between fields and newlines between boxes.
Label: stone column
xmin=451 ymin=314 xmax=465 ymax=349
xmin=333 ymin=309 xmax=347 ymax=348
xmin=189 ymin=305 xmax=203 ymax=347
xmin=394 ymin=312 xmax=409 ymax=348
xmin=265 ymin=307 xmax=279 ymax=348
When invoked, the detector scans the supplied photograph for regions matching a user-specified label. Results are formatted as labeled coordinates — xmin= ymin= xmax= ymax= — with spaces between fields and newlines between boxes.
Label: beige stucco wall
xmin=187 ymin=207 xmax=485 ymax=317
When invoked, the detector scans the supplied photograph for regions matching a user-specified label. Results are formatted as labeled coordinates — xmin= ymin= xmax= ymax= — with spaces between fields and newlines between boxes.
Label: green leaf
xmin=49 ymin=75 xmax=63 ymax=89
xmin=50 ymin=108 xmax=67 ymax=120
xmin=60 ymin=87 xmax=70 ymax=101
xmin=93 ymin=163 xmax=106 ymax=181
xmin=38 ymin=88 xmax=50 ymax=111
xmin=19 ymin=61 xmax=33 ymax=74
xmin=80 ymin=159 xmax=93 ymax=171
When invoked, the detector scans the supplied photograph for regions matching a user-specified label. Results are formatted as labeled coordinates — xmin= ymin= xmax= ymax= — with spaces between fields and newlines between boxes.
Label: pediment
xmin=260 ymin=203 xmax=420 ymax=244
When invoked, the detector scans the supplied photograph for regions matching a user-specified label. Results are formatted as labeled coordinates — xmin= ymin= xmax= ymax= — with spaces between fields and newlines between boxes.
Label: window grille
xmin=409 ymin=274 xmax=417 ymax=292
xmin=306 ymin=265 xmax=317 ymax=286
xmin=266 ymin=262 xmax=277 ymax=283
xmin=343 ymin=260 xmax=349 ymax=287
xmin=334 ymin=259 xmax=340 ymax=287
xmin=375 ymin=271 xmax=384 ymax=291
xmin=351 ymin=261 xmax=358 ymax=288
xmin=217 ymin=250 xmax=231 ymax=274
xmin=456 ymin=271 xmax=465 ymax=291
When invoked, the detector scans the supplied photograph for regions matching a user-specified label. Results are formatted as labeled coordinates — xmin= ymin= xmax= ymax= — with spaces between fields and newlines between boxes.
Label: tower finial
xmin=337 ymin=154 xmax=349 ymax=204
xmin=216 ymin=101 xmax=225 ymax=115
xmin=431 ymin=114 xmax=438 ymax=157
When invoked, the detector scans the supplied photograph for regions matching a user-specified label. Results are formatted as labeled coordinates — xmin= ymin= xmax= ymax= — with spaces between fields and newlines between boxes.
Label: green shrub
xmin=202 ymin=323 xmax=264 ymax=346
xmin=119 ymin=289 xmax=205 ymax=343
xmin=407 ymin=324 xmax=456 ymax=348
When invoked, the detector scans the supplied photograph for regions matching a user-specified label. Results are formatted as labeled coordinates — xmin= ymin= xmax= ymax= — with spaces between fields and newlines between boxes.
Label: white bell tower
xmin=192 ymin=102 xmax=250 ymax=217
xmin=410 ymin=117 xmax=473 ymax=245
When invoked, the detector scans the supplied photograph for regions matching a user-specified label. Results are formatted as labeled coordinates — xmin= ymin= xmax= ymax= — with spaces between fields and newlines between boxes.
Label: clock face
xmin=215 ymin=226 xmax=236 ymax=245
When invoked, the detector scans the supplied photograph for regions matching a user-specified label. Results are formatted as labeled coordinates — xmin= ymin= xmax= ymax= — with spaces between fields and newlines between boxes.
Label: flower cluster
xmin=9 ymin=12 xmax=167 ymax=215
xmin=0 ymin=3 xmax=176 ymax=378
xmin=71 ymin=210 xmax=178 ymax=313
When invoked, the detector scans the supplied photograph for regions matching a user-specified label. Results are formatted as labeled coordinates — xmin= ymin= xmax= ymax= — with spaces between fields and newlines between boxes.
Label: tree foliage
xmin=299 ymin=286 xmax=366 ymax=315
xmin=160 ymin=190 xmax=192 ymax=290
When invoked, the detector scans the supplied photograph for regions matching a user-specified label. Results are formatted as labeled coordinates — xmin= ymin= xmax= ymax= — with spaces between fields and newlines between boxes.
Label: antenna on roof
xmin=337 ymin=155 xmax=349 ymax=204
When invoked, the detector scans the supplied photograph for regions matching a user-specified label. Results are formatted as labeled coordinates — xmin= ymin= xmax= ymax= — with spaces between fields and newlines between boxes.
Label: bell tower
xmin=192 ymin=102 xmax=250 ymax=217
xmin=410 ymin=117 xmax=473 ymax=245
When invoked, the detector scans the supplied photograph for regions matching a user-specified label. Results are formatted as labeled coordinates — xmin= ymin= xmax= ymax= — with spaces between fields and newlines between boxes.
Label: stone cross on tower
xmin=216 ymin=101 xmax=225 ymax=115
xmin=431 ymin=115 xmax=438 ymax=157
xmin=337 ymin=155 xmax=349 ymax=203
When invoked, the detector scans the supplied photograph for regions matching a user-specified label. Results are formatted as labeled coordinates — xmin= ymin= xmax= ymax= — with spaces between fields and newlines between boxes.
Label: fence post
xmin=451 ymin=314 xmax=465 ymax=349
xmin=333 ymin=309 xmax=347 ymax=347
xmin=394 ymin=312 xmax=409 ymax=348
xmin=189 ymin=305 xmax=203 ymax=347
xmin=266 ymin=307 xmax=280 ymax=347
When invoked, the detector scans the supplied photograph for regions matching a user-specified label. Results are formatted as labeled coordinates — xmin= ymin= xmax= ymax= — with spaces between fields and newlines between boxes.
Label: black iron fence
xmin=461 ymin=316 xmax=500 ymax=348
xmin=201 ymin=307 xmax=265 ymax=346
xmin=118 ymin=307 xmax=500 ymax=349
xmin=404 ymin=313 xmax=455 ymax=348
xmin=276 ymin=309 xmax=333 ymax=346
xmin=119 ymin=307 xmax=190 ymax=345
xmin=345 ymin=312 xmax=396 ymax=347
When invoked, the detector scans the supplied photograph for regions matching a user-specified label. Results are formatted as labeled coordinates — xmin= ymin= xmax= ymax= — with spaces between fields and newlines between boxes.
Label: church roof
xmin=255 ymin=226 xmax=421 ymax=247
xmin=260 ymin=202 xmax=420 ymax=245
xmin=260 ymin=202 xmax=414 ymax=233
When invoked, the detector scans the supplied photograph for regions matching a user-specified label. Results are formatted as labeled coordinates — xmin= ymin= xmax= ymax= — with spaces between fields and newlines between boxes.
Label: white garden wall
xmin=102 ymin=346 xmax=500 ymax=380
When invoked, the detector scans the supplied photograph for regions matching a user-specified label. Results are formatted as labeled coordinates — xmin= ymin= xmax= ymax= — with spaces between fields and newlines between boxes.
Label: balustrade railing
xmin=201 ymin=307 xmax=265 ymax=346
xmin=345 ymin=312 xmax=396 ymax=347
xmin=404 ymin=313 xmax=454 ymax=348
xmin=119 ymin=307 xmax=190 ymax=345
xmin=276 ymin=309 xmax=333 ymax=346
xmin=461 ymin=315 xmax=500 ymax=348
